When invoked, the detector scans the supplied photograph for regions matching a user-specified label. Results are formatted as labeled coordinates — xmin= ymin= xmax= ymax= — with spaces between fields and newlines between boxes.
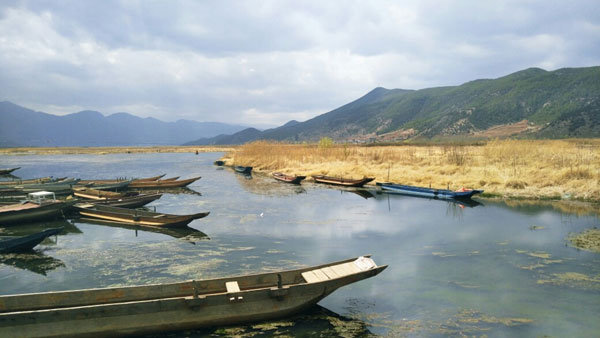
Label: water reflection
xmin=142 ymin=305 xmax=372 ymax=337
xmin=0 ymin=219 xmax=81 ymax=236
xmin=235 ymin=173 xmax=307 ymax=196
xmin=75 ymin=218 xmax=209 ymax=242
xmin=0 ymin=251 xmax=65 ymax=275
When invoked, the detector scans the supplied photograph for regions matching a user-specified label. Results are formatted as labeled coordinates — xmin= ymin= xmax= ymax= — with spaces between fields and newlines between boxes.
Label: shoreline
xmin=0 ymin=146 xmax=233 ymax=155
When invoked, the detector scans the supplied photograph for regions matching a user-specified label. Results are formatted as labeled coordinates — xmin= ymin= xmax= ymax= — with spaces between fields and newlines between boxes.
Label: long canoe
xmin=376 ymin=182 xmax=483 ymax=199
xmin=234 ymin=166 xmax=252 ymax=174
xmin=273 ymin=172 xmax=306 ymax=184
xmin=0 ymin=255 xmax=386 ymax=337
xmin=74 ymin=203 xmax=209 ymax=228
xmin=86 ymin=193 xmax=162 ymax=208
xmin=0 ymin=192 xmax=75 ymax=225
xmin=8 ymin=178 xmax=80 ymax=195
xmin=312 ymin=175 xmax=374 ymax=187
xmin=73 ymin=187 xmax=139 ymax=200
xmin=0 ymin=228 xmax=63 ymax=253
xmin=0 ymin=167 xmax=20 ymax=175
xmin=128 ymin=176 xmax=201 ymax=189
xmin=77 ymin=174 xmax=166 ymax=186
xmin=0 ymin=176 xmax=57 ymax=186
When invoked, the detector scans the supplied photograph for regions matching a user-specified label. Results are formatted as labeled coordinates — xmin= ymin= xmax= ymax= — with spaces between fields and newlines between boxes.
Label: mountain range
xmin=0 ymin=101 xmax=247 ymax=147
xmin=186 ymin=66 xmax=600 ymax=145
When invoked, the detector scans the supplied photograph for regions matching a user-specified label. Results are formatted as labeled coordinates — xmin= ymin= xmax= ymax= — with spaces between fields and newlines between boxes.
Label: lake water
xmin=1 ymin=152 xmax=599 ymax=337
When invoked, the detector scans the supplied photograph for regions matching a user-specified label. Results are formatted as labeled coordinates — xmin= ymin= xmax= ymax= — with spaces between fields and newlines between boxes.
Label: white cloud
xmin=0 ymin=1 xmax=599 ymax=126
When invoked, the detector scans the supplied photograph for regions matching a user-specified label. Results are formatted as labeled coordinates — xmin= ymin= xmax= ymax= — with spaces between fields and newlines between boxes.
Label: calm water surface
xmin=1 ymin=153 xmax=599 ymax=337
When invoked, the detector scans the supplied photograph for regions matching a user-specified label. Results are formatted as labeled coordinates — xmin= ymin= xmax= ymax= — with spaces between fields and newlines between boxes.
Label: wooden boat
xmin=80 ymin=180 xmax=132 ymax=191
xmin=128 ymin=176 xmax=201 ymax=189
xmin=9 ymin=178 xmax=80 ymax=195
xmin=74 ymin=203 xmax=209 ymax=228
xmin=86 ymin=193 xmax=162 ymax=208
xmin=0 ymin=255 xmax=386 ymax=337
xmin=0 ymin=176 xmax=57 ymax=186
xmin=77 ymin=174 xmax=166 ymax=186
xmin=73 ymin=187 xmax=139 ymax=200
xmin=0 ymin=167 xmax=20 ymax=175
xmin=0 ymin=192 xmax=75 ymax=225
xmin=376 ymin=182 xmax=483 ymax=199
xmin=312 ymin=175 xmax=374 ymax=187
xmin=273 ymin=172 xmax=306 ymax=184
xmin=161 ymin=176 xmax=180 ymax=182
xmin=234 ymin=166 xmax=252 ymax=174
xmin=0 ymin=227 xmax=63 ymax=253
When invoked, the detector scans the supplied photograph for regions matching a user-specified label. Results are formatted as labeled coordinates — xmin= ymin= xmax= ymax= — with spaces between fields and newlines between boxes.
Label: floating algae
xmin=568 ymin=228 xmax=600 ymax=253
xmin=527 ymin=252 xmax=551 ymax=259
xmin=537 ymin=272 xmax=600 ymax=289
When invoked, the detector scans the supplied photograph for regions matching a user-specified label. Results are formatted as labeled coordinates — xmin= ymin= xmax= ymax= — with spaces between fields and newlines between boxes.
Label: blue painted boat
xmin=234 ymin=166 xmax=252 ymax=174
xmin=0 ymin=227 xmax=63 ymax=253
xmin=376 ymin=182 xmax=483 ymax=199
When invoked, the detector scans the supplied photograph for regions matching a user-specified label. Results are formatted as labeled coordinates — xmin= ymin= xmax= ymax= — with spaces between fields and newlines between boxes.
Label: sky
xmin=1 ymin=1 xmax=599 ymax=128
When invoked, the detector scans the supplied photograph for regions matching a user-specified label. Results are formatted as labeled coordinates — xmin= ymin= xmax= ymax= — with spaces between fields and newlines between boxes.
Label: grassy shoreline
xmin=2 ymin=140 xmax=599 ymax=202
xmin=0 ymin=146 xmax=233 ymax=155
xmin=220 ymin=139 xmax=600 ymax=202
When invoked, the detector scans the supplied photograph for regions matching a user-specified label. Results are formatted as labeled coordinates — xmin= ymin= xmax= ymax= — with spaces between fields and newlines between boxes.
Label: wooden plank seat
xmin=226 ymin=281 xmax=243 ymax=302
xmin=301 ymin=256 xmax=377 ymax=283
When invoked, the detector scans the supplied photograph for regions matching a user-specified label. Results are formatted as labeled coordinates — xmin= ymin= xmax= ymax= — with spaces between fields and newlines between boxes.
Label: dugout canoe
xmin=77 ymin=174 xmax=166 ymax=186
xmin=74 ymin=203 xmax=208 ymax=228
xmin=0 ymin=167 xmax=20 ymax=175
xmin=376 ymin=182 xmax=483 ymax=199
xmin=128 ymin=176 xmax=201 ymax=189
xmin=312 ymin=175 xmax=374 ymax=187
xmin=0 ymin=192 xmax=75 ymax=225
xmin=73 ymin=187 xmax=139 ymax=200
xmin=0 ymin=227 xmax=63 ymax=253
xmin=234 ymin=166 xmax=252 ymax=174
xmin=273 ymin=172 xmax=306 ymax=184
xmin=85 ymin=193 xmax=162 ymax=208
xmin=0 ymin=255 xmax=386 ymax=337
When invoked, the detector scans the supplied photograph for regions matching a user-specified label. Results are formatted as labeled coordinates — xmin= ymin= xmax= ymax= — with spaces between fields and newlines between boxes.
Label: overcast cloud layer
xmin=1 ymin=1 xmax=599 ymax=126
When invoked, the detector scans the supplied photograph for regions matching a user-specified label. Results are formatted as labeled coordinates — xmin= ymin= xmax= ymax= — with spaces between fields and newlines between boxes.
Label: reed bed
xmin=223 ymin=139 xmax=600 ymax=201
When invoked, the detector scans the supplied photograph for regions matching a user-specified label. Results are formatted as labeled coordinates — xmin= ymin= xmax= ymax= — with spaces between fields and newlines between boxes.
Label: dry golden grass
xmin=0 ymin=146 xmax=234 ymax=155
xmin=222 ymin=139 xmax=600 ymax=201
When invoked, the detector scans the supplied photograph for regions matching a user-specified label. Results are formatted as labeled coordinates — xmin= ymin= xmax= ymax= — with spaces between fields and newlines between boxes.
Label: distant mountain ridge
xmin=0 ymin=102 xmax=247 ymax=147
xmin=186 ymin=66 xmax=600 ymax=145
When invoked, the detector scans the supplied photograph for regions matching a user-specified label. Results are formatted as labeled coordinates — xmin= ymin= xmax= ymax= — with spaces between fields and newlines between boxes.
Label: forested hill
xmin=186 ymin=66 xmax=600 ymax=145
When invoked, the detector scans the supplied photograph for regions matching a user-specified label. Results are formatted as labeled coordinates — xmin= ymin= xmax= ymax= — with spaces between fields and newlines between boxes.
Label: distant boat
xmin=0 ymin=227 xmax=63 ymax=253
xmin=376 ymin=182 xmax=483 ymax=199
xmin=0 ymin=255 xmax=386 ymax=337
xmin=73 ymin=187 xmax=139 ymax=200
xmin=234 ymin=166 xmax=252 ymax=174
xmin=214 ymin=160 xmax=225 ymax=166
xmin=312 ymin=175 xmax=374 ymax=187
xmin=0 ymin=167 xmax=20 ymax=175
xmin=85 ymin=193 xmax=163 ymax=208
xmin=0 ymin=191 xmax=75 ymax=225
xmin=128 ymin=176 xmax=201 ymax=189
xmin=77 ymin=174 xmax=166 ymax=186
xmin=273 ymin=172 xmax=306 ymax=184
xmin=7 ymin=178 xmax=80 ymax=194
xmin=74 ymin=203 xmax=209 ymax=228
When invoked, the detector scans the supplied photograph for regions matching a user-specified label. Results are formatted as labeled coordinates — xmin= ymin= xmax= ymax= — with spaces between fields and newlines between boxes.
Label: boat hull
xmin=273 ymin=173 xmax=306 ymax=184
xmin=234 ymin=166 xmax=252 ymax=174
xmin=128 ymin=177 xmax=201 ymax=189
xmin=0 ymin=201 xmax=72 ymax=225
xmin=0 ymin=228 xmax=63 ymax=253
xmin=74 ymin=204 xmax=208 ymax=228
xmin=312 ymin=176 xmax=374 ymax=187
xmin=377 ymin=182 xmax=483 ymax=199
xmin=0 ymin=256 xmax=386 ymax=337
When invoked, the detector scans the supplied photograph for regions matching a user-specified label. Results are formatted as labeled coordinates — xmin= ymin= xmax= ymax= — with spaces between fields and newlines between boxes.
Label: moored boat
xmin=0 ymin=167 xmax=20 ymax=175
xmin=376 ymin=182 xmax=483 ymax=199
xmin=0 ymin=191 xmax=75 ymax=225
xmin=0 ymin=227 xmax=63 ymax=253
xmin=77 ymin=174 xmax=166 ymax=186
xmin=74 ymin=203 xmax=209 ymax=228
xmin=85 ymin=193 xmax=162 ymax=208
xmin=312 ymin=175 xmax=374 ymax=187
xmin=273 ymin=172 xmax=306 ymax=184
xmin=214 ymin=160 xmax=225 ymax=166
xmin=7 ymin=178 xmax=80 ymax=195
xmin=73 ymin=187 xmax=139 ymax=200
xmin=234 ymin=166 xmax=252 ymax=174
xmin=0 ymin=255 xmax=386 ymax=337
xmin=128 ymin=176 xmax=201 ymax=189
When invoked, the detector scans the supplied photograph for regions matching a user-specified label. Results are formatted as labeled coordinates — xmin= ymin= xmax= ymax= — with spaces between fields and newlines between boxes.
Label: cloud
xmin=0 ymin=1 xmax=599 ymax=126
